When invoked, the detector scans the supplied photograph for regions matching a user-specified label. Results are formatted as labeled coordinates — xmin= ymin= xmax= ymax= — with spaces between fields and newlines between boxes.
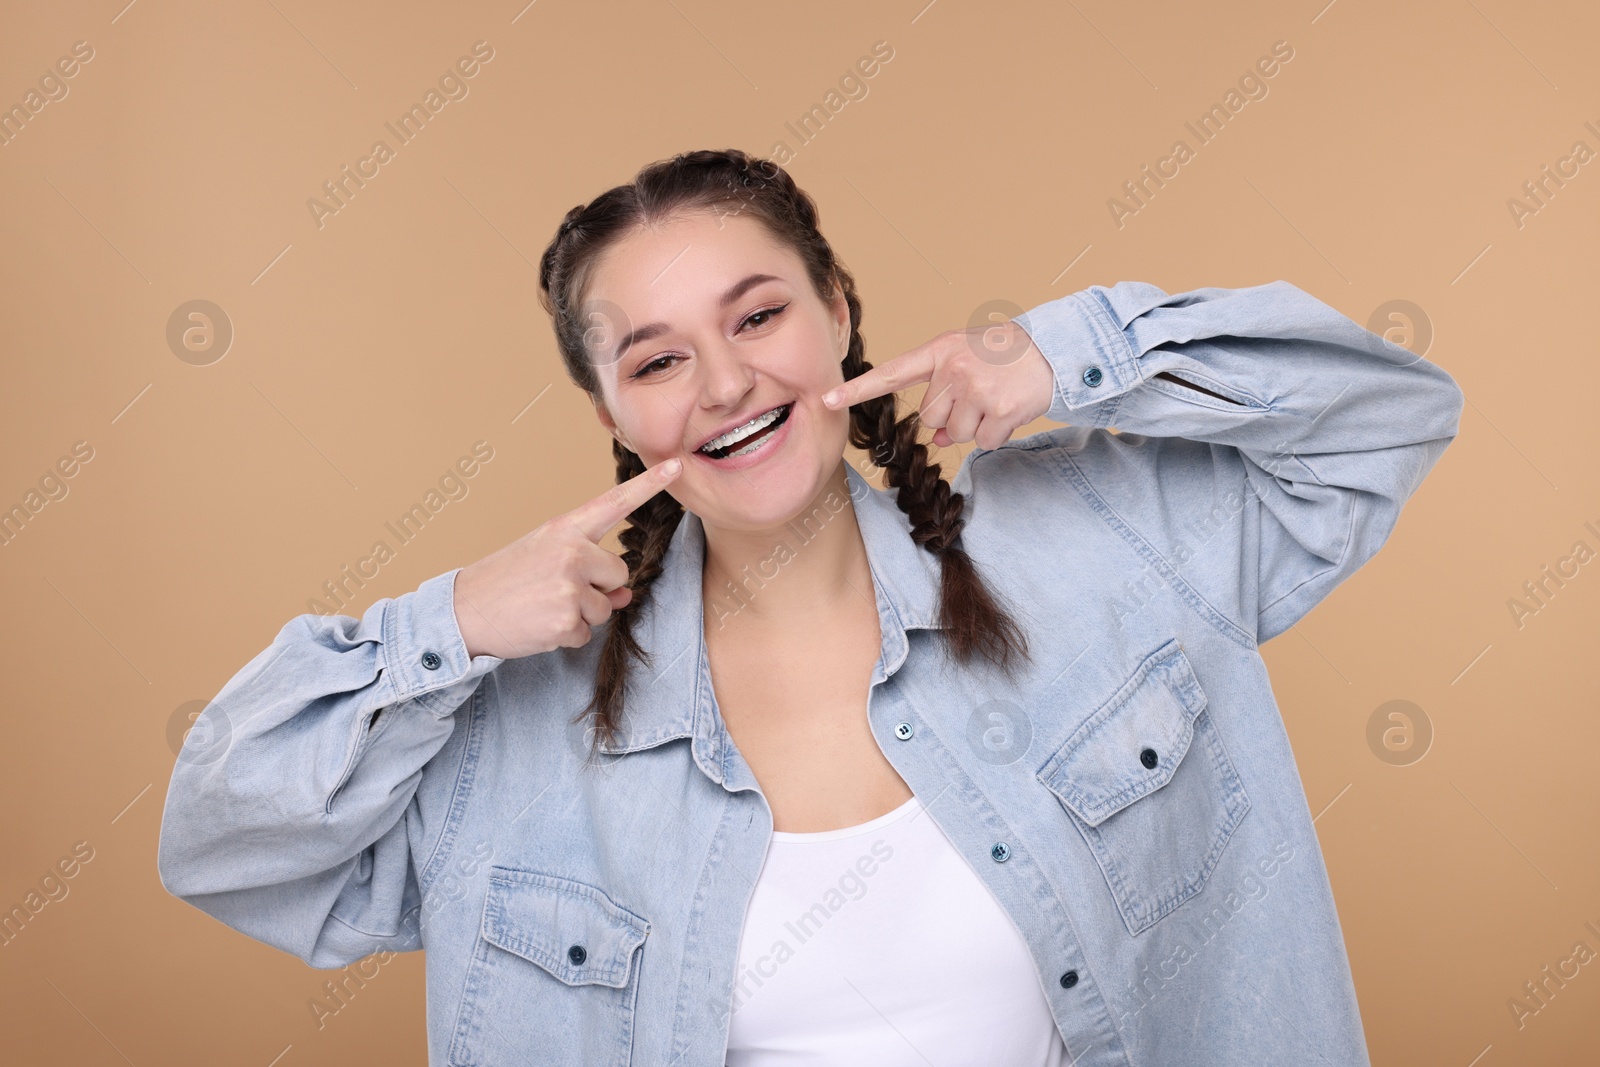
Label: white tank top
xmin=724 ymin=793 xmax=1070 ymax=1066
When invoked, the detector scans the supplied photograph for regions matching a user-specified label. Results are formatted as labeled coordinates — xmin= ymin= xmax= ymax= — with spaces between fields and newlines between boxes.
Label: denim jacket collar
xmin=595 ymin=462 xmax=943 ymax=782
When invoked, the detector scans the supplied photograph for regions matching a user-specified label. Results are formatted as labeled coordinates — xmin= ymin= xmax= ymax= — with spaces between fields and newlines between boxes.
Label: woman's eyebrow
xmin=612 ymin=273 xmax=784 ymax=362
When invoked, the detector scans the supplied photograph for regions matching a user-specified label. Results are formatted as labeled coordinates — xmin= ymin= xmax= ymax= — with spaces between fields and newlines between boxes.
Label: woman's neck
xmin=699 ymin=460 xmax=875 ymax=632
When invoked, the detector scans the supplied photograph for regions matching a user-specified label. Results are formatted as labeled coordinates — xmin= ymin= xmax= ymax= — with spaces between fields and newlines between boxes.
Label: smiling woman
xmin=158 ymin=148 xmax=1464 ymax=1066
xmin=535 ymin=151 xmax=1031 ymax=761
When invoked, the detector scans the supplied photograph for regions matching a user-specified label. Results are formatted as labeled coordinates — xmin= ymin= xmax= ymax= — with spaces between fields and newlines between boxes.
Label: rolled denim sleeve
xmin=156 ymin=566 xmax=503 ymax=967
xmin=1011 ymin=279 xmax=1463 ymax=645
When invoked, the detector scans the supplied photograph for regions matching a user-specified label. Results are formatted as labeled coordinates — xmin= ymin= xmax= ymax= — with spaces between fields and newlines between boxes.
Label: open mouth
xmin=696 ymin=403 xmax=793 ymax=460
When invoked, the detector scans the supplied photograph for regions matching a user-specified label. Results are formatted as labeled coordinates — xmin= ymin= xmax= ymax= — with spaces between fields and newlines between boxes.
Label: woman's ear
xmin=592 ymin=395 xmax=632 ymax=452
xmin=830 ymin=283 xmax=851 ymax=356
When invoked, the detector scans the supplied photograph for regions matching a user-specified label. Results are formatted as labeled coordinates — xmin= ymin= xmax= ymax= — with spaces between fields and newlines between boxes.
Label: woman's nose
xmin=697 ymin=342 xmax=757 ymax=408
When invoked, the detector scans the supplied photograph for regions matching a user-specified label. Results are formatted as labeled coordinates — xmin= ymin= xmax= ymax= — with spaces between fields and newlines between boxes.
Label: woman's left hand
xmin=820 ymin=320 xmax=1057 ymax=450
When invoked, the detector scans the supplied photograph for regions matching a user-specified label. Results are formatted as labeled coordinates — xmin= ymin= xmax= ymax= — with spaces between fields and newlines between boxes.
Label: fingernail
xmin=663 ymin=458 xmax=682 ymax=475
xmin=822 ymin=389 xmax=841 ymax=407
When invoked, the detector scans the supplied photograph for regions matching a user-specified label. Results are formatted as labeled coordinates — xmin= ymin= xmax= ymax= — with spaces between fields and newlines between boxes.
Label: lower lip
xmin=692 ymin=404 xmax=796 ymax=472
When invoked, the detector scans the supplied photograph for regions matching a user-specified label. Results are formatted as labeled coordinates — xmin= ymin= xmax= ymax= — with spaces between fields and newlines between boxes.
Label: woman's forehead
xmin=587 ymin=211 xmax=799 ymax=304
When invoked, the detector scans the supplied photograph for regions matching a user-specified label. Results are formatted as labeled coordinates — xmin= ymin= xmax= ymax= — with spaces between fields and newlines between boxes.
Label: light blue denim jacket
xmin=158 ymin=279 xmax=1463 ymax=1066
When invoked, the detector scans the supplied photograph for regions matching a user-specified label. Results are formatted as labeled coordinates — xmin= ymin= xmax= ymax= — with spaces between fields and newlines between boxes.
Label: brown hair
xmin=537 ymin=148 xmax=1029 ymax=755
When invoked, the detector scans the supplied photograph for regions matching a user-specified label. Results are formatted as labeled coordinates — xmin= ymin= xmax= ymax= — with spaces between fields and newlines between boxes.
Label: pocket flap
xmin=481 ymin=867 xmax=649 ymax=988
xmin=1036 ymin=638 xmax=1207 ymax=827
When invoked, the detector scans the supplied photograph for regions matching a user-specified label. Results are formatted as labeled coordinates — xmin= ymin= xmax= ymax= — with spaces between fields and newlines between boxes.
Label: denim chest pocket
xmin=448 ymin=867 xmax=650 ymax=1067
xmin=1036 ymin=637 xmax=1250 ymax=936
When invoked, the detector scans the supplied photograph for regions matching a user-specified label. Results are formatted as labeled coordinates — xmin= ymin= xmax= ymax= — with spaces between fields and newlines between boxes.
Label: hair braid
xmin=575 ymin=437 xmax=685 ymax=752
xmin=835 ymin=281 xmax=1030 ymax=673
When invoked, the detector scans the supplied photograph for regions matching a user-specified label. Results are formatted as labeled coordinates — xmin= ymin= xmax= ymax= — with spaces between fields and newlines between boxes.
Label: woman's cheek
xmin=639 ymin=399 xmax=692 ymax=464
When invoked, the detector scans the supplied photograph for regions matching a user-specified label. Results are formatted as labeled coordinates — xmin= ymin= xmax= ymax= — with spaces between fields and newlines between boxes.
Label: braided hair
xmin=537 ymin=149 xmax=1030 ymax=755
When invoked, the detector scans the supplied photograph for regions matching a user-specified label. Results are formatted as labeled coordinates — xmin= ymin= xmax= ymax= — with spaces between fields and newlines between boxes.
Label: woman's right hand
xmin=452 ymin=458 xmax=684 ymax=660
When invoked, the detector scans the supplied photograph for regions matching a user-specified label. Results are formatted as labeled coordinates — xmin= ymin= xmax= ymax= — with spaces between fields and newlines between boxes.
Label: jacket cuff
xmin=384 ymin=567 xmax=503 ymax=715
xmin=1013 ymin=285 xmax=1147 ymax=428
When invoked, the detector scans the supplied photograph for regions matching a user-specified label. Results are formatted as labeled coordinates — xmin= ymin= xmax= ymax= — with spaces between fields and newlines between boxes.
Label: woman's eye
xmin=742 ymin=304 xmax=788 ymax=330
xmin=633 ymin=355 xmax=677 ymax=378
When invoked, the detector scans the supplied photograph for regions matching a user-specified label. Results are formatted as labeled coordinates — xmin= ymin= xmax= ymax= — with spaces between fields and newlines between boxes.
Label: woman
xmin=158 ymin=149 xmax=1463 ymax=1066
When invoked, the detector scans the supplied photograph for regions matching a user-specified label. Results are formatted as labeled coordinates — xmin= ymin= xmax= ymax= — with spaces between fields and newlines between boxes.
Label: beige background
xmin=2 ymin=0 xmax=1597 ymax=1064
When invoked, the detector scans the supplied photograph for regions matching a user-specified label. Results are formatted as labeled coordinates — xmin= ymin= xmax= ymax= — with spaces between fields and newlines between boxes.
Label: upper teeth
xmin=700 ymin=406 xmax=784 ymax=452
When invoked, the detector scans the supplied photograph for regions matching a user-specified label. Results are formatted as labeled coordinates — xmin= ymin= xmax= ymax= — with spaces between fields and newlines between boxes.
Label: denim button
xmin=990 ymin=841 xmax=1011 ymax=863
xmin=421 ymin=651 xmax=442 ymax=671
xmin=1060 ymin=969 xmax=1079 ymax=989
xmin=1082 ymin=366 xmax=1104 ymax=387
xmin=1140 ymin=746 xmax=1158 ymax=769
xmin=568 ymin=944 xmax=587 ymax=965
xmin=894 ymin=721 xmax=914 ymax=741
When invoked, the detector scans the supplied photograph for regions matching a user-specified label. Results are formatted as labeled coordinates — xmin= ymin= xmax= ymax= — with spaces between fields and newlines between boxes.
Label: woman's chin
xmin=693 ymin=482 xmax=828 ymax=534
xmin=687 ymin=457 xmax=846 ymax=535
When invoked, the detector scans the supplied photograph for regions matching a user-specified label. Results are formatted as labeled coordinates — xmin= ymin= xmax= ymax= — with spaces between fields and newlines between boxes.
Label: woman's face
xmin=585 ymin=209 xmax=853 ymax=533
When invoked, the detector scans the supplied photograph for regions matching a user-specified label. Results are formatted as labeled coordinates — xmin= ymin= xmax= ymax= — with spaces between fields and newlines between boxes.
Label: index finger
xmin=567 ymin=457 xmax=683 ymax=543
xmin=821 ymin=344 xmax=936 ymax=410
